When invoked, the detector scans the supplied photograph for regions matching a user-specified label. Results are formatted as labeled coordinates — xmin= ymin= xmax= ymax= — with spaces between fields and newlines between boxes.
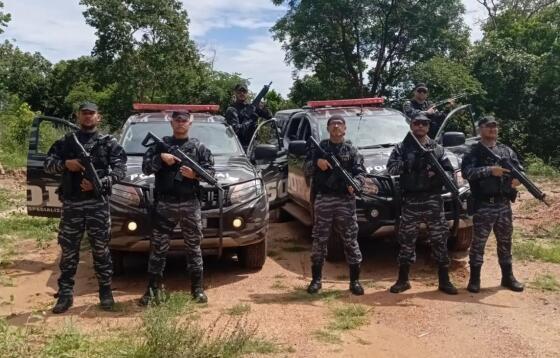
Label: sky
xmin=1 ymin=0 xmax=488 ymax=97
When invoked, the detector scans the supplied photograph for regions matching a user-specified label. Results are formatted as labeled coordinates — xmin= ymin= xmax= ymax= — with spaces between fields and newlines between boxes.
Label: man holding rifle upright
xmin=139 ymin=111 xmax=215 ymax=305
xmin=304 ymin=115 xmax=376 ymax=296
xmin=44 ymin=101 xmax=127 ymax=313
xmin=461 ymin=116 xmax=524 ymax=293
xmin=387 ymin=113 xmax=458 ymax=295
xmin=225 ymin=83 xmax=272 ymax=149
xmin=403 ymin=83 xmax=454 ymax=138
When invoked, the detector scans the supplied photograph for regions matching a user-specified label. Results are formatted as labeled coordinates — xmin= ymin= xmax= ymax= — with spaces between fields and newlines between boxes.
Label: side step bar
xmin=281 ymin=202 xmax=313 ymax=227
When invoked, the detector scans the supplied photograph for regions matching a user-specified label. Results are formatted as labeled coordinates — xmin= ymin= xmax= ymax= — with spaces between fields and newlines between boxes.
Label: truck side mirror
xmin=254 ymin=144 xmax=278 ymax=161
xmin=442 ymin=132 xmax=466 ymax=147
xmin=288 ymin=140 xmax=307 ymax=156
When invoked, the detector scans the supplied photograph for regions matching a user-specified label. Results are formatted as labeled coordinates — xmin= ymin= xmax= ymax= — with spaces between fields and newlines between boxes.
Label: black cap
xmin=234 ymin=83 xmax=248 ymax=92
xmin=78 ymin=101 xmax=98 ymax=112
xmin=171 ymin=111 xmax=191 ymax=120
xmin=414 ymin=83 xmax=428 ymax=91
xmin=477 ymin=115 xmax=497 ymax=127
xmin=412 ymin=113 xmax=430 ymax=122
xmin=327 ymin=115 xmax=345 ymax=126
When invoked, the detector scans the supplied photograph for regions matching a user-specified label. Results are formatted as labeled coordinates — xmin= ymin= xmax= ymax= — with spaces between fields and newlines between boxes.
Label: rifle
xmin=241 ymin=82 xmax=272 ymax=118
xmin=431 ymin=93 xmax=468 ymax=109
xmin=479 ymin=144 xmax=550 ymax=206
xmin=309 ymin=136 xmax=362 ymax=195
xmin=406 ymin=132 xmax=460 ymax=234
xmin=70 ymin=133 xmax=108 ymax=202
xmin=141 ymin=131 xmax=226 ymax=257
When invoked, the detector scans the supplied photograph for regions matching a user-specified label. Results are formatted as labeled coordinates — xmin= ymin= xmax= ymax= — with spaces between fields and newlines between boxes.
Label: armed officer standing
xmin=403 ymin=83 xmax=451 ymax=138
xmin=139 ymin=111 xmax=215 ymax=305
xmin=225 ymin=83 xmax=272 ymax=149
xmin=461 ymin=116 xmax=524 ymax=293
xmin=387 ymin=113 xmax=458 ymax=295
xmin=44 ymin=101 xmax=127 ymax=313
xmin=305 ymin=115 xmax=376 ymax=296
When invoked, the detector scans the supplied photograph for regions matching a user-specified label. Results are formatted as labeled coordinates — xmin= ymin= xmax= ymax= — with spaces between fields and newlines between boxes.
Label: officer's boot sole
xmin=438 ymin=285 xmax=459 ymax=295
xmin=389 ymin=281 xmax=411 ymax=294
xmin=307 ymin=281 xmax=322 ymax=294
xmin=501 ymin=280 xmax=524 ymax=292
xmin=52 ymin=297 xmax=73 ymax=314
xmin=350 ymin=281 xmax=364 ymax=296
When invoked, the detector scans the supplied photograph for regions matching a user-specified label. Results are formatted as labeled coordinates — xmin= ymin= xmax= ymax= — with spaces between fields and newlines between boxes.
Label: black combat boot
xmin=438 ymin=265 xmax=458 ymax=295
xmin=390 ymin=264 xmax=411 ymax=293
xmin=467 ymin=265 xmax=482 ymax=293
xmin=500 ymin=263 xmax=524 ymax=292
xmin=138 ymin=274 xmax=162 ymax=306
xmin=349 ymin=264 xmax=364 ymax=295
xmin=52 ymin=295 xmax=73 ymax=314
xmin=99 ymin=285 xmax=115 ymax=311
xmin=190 ymin=271 xmax=208 ymax=303
xmin=307 ymin=264 xmax=322 ymax=294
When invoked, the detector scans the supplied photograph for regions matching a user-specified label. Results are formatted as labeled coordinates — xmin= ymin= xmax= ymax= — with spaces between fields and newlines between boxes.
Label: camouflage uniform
xmin=44 ymin=130 xmax=127 ymax=297
xmin=142 ymin=136 xmax=215 ymax=276
xmin=225 ymin=102 xmax=272 ymax=148
xmin=387 ymin=135 xmax=453 ymax=266
xmin=403 ymin=99 xmax=447 ymax=138
xmin=461 ymin=142 xmax=520 ymax=267
xmin=304 ymin=139 xmax=366 ymax=266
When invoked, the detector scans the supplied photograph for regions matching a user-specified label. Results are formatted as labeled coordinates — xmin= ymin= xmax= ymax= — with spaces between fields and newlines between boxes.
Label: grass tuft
xmin=530 ymin=274 xmax=560 ymax=292
xmin=225 ymin=303 xmax=251 ymax=316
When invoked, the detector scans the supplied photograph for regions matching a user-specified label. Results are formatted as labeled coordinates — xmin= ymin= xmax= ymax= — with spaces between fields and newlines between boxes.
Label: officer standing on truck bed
xmin=44 ymin=101 xmax=127 ymax=313
xmin=139 ymin=111 xmax=215 ymax=305
xmin=386 ymin=113 xmax=458 ymax=295
xmin=225 ymin=83 xmax=272 ymax=149
xmin=403 ymin=83 xmax=452 ymax=138
xmin=304 ymin=115 xmax=375 ymax=296
xmin=461 ymin=116 xmax=524 ymax=293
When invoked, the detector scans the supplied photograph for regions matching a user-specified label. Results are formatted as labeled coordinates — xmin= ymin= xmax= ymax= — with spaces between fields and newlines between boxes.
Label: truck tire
xmin=238 ymin=239 xmax=267 ymax=269
xmin=326 ymin=231 xmax=345 ymax=262
xmin=450 ymin=226 xmax=473 ymax=252
xmin=111 ymin=250 xmax=125 ymax=276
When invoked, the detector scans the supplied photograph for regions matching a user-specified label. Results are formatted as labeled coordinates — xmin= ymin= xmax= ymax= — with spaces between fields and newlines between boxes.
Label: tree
xmin=272 ymin=0 xmax=470 ymax=101
xmin=0 ymin=1 xmax=10 ymax=34
xmin=0 ymin=41 xmax=52 ymax=111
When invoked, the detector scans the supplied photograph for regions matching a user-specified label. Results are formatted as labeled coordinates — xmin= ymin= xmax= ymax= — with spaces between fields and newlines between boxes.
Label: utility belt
xmin=156 ymin=192 xmax=198 ymax=203
xmin=474 ymin=195 xmax=510 ymax=204
xmin=402 ymin=191 xmax=441 ymax=201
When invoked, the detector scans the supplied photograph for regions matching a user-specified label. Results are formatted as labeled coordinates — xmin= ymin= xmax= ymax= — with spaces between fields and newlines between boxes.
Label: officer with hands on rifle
xmin=139 ymin=111 xmax=215 ymax=306
xmin=44 ymin=101 xmax=127 ymax=313
xmin=461 ymin=116 xmax=525 ymax=293
xmin=403 ymin=83 xmax=454 ymax=138
xmin=225 ymin=83 xmax=272 ymax=149
xmin=304 ymin=115 xmax=378 ymax=296
xmin=386 ymin=113 xmax=458 ymax=295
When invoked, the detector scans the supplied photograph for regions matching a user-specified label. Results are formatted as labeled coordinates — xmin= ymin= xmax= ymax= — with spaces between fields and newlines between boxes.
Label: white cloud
xmin=2 ymin=0 xmax=96 ymax=62
xmin=181 ymin=0 xmax=284 ymax=37
xmin=205 ymin=35 xmax=295 ymax=97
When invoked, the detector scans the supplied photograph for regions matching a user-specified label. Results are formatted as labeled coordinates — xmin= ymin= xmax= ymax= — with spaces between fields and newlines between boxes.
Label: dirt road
xmin=1 ymin=175 xmax=559 ymax=357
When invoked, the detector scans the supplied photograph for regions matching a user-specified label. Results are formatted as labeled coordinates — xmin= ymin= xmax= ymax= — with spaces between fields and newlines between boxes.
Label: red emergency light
xmin=133 ymin=103 xmax=220 ymax=113
xmin=307 ymin=97 xmax=384 ymax=108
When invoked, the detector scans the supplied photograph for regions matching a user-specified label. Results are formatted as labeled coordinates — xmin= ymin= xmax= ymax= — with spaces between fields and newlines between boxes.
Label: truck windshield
xmin=121 ymin=122 xmax=244 ymax=156
xmin=319 ymin=113 xmax=409 ymax=148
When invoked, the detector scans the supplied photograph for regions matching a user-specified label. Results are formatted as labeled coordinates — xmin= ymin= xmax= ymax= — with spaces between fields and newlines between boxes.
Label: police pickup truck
xmin=246 ymin=98 xmax=476 ymax=261
xmin=27 ymin=104 xmax=274 ymax=272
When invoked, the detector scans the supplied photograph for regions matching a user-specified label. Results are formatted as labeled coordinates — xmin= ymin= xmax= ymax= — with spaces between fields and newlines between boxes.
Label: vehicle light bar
xmin=133 ymin=103 xmax=220 ymax=113
xmin=307 ymin=97 xmax=384 ymax=108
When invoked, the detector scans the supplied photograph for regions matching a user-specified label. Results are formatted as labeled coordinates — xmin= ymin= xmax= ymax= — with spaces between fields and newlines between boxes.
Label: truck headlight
xmin=229 ymin=180 xmax=263 ymax=204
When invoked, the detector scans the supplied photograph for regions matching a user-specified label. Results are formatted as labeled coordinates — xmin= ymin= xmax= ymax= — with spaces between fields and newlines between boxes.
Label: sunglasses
xmin=482 ymin=123 xmax=497 ymax=128
xmin=416 ymin=89 xmax=428 ymax=94
xmin=412 ymin=120 xmax=430 ymax=127
xmin=172 ymin=118 xmax=190 ymax=123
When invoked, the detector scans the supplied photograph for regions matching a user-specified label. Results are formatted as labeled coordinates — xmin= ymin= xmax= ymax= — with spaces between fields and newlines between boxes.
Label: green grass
xmin=0 ymin=188 xmax=26 ymax=212
xmin=530 ymin=274 xmax=560 ymax=292
xmin=0 ymin=150 xmax=27 ymax=171
xmin=513 ymin=227 xmax=560 ymax=264
xmin=312 ymin=304 xmax=370 ymax=345
xmin=1 ymin=292 xmax=286 ymax=357
xmin=225 ymin=303 xmax=251 ymax=316
xmin=327 ymin=304 xmax=369 ymax=331
xmin=270 ymin=280 xmax=288 ymax=290
xmin=525 ymin=154 xmax=560 ymax=178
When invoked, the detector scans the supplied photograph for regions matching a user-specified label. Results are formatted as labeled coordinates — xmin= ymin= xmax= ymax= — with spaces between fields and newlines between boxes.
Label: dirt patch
xmin=1 ymin=175 xmax=559 ymax=357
